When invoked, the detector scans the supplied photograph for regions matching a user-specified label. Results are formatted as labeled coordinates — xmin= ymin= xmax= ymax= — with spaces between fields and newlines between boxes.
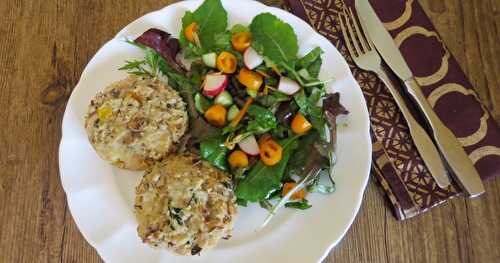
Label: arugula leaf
xmin=235 ymin=137 xmax=299 ymax=202
xmin=250 ymin=13 xmax=298 ymax=66
xmin=246 ymin=105 xmax=277 ymax=133
xmin=285 ymin=199 xmax=312 ymax=210
xmin=298 ymin=47 xmax=323 ymax=69
xmin=256 ymin=90 xmax=290 ymax=107
xmin=200 ymin=134 xmax=229 ymax=171
xmin=307 ymin=56 xmax=322 ymax=79
xmin=180 ymin=0 xmax=228 ymax=51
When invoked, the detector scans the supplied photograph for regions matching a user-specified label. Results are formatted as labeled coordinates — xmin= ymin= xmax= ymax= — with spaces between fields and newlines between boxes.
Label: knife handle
xmin=376 ymin=69 xmax=450 ymax=188
xmin=404 ymin=77 xmax=485 ymax=197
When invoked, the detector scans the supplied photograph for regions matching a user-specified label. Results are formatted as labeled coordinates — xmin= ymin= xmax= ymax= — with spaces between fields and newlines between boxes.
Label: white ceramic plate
xmin=59 ymin=0 xmax=371 ymax=262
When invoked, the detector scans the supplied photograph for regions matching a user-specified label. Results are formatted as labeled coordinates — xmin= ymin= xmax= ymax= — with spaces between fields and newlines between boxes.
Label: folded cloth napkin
xmin=280 ymin=0 xmax=500 ymax=219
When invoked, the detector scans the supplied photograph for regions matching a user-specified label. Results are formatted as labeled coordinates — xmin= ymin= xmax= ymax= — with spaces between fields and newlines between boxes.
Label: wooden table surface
xmin=0 ymin=0 xmax=499 ymax=262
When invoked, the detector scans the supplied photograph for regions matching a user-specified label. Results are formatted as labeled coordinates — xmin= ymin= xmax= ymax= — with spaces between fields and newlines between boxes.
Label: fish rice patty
xmin=85 ymin=76 xmax=188 ymax=170
xmin=134 ymin=153 xmax=237 ymax=255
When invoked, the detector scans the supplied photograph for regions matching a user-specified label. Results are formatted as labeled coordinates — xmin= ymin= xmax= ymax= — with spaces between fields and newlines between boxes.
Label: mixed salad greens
xmin=119 ymin=0 xmax=348 ymax=227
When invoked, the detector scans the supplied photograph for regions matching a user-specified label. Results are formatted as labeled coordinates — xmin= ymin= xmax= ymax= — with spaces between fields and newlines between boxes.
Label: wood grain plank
xmin=465 ymin=182 xmax=500 ymax=262
xmin=323 ymin=180 xmax=388 ymax=263
xmin=0 ymin=0 xmax=72 ymax=261
xmin=384 ymin=198 xmax=468 ymax=263
xmin=61 ymin=212 xmax=102 ymax=263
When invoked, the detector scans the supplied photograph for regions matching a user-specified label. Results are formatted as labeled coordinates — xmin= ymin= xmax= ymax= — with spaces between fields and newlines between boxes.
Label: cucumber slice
xmin=214 ymin=90 xmax=233 ymax=107
xmin=202 ymin=53 xmax=217 ymax=68
xmin=227 ymin=105 xmax=240 ymax=121
xmin=194 ymin=93 xmax=211 ymax=113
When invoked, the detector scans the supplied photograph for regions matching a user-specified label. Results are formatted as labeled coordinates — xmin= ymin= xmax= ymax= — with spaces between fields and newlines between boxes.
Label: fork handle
xmin=404 ymin=77 xmax=485 ymax=197
xmin=375 ymin=68 xmax=451 ymax=188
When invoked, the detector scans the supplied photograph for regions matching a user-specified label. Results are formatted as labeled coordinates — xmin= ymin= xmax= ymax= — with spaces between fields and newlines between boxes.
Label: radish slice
xmin=243 ymin=47 xmax=264 ymax=70
xmin=238 ymin=135 xmax=260 ymax=156
xmin=203 ymin=74 xmax=228 ymax=97
xmin=278 ymin=77 xmax=301 ymax=95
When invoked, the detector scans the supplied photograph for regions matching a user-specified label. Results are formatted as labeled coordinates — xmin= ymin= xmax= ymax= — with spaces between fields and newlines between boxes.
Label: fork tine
xmin=348 ymin=7 xmax=368 ymax=52
xmin=355 ymin=9 xmax=375 ymax=50
xmin=337 ymin=10 xmax=357 ymax=58
xmin=343 ymin=7 xmax=362 ymax=56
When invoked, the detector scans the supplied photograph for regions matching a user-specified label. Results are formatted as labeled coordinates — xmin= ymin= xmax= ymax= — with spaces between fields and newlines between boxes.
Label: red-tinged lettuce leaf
xmin=323 ymin=92 xmax=348 ymax=156
xmin=135 ymin=28 xmax=185 ymax=73
xmin=323 ymin=93 xmax=348 ymax=120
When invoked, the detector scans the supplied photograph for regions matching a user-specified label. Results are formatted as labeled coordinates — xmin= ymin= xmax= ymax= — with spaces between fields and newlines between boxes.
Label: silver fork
xmin=338 ymin=7 xmax=451 ymax=188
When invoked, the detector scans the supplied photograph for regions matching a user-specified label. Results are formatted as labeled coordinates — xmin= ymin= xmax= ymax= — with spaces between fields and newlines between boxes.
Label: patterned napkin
xmin=282 ymin=0 xmax=500 ymax=219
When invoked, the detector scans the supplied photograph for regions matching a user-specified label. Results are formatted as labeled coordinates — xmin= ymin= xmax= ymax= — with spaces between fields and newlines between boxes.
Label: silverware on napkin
xmin=337 ymin=7 xmax=450 ymax=189
xmin=355 ymin=0 xmax=485 ymax=197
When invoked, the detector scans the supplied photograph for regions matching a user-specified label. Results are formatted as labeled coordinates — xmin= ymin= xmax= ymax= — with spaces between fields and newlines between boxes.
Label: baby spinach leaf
xmin=235 ymin=137 xmax=299 ymax=202
xmin=250 ymin=13 xmax=298 ymax=66
xmin=200 ymin=134 xmax=229 ymax=171
xmin=180 ymin=0 xmax=228 ymax=51
xmin=285 ymin=199 xmax=312 ymax=210
xmin=246 ymin=105 xmax=277 ymax=133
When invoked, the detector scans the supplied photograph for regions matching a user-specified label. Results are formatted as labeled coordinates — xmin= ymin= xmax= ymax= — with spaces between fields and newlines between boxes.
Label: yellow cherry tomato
xmin=228 ymin=150 xmax=249 ymax=168
xmin=237 ymin=68 xmax=263 ymax=91
xmin=231 ymin=32 xmax=251 ymax=53
xmin=282 ymin=182 xmax=306 ymax=200
xmin=184 ymin=22 xmax=198 ymax=43
xmin=259 ymin=139 xmax=283 ymax=166
xmin=204 ymin=104 xmax=227 ymax=127
xmin=258 ymin=134 xmax=273 ymax=147
xmin=216 ymin=51 xmax=237 ymax=74
xmin=291 ymin=112 xmax=313 ymax=134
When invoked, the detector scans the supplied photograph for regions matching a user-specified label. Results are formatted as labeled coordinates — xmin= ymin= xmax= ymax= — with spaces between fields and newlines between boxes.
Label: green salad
xmin=120 ymin=0 xmax=348 ymax=227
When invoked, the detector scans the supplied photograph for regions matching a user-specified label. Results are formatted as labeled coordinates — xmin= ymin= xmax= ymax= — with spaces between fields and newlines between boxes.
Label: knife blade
xmin=355 ymin=0 xmax=485 ymax=197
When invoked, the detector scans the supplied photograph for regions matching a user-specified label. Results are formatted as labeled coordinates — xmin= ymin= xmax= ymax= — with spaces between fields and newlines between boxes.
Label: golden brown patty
xmin=134 ymin=153 xmax=237 ymax=255
xmin=85 ymin=76 xmax=188 ymax=170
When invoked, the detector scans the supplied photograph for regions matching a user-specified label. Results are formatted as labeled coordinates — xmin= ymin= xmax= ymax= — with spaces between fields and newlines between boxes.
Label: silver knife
xmin=355 ymin=0 xmax=485 ymax=197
